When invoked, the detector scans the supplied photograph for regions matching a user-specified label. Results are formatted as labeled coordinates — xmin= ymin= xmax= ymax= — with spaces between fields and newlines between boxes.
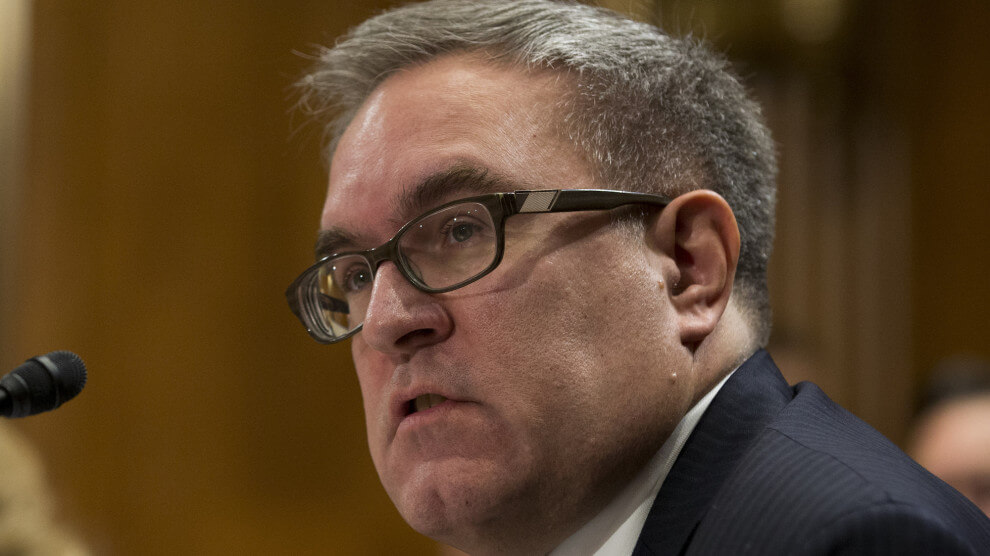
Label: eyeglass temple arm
xmin=509 ymin=189 xmax=670 ymax=214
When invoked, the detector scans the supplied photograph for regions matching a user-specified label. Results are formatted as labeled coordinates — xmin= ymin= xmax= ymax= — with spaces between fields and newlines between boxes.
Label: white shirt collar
xmin=549 ymin=370 xmax=735 ymax=556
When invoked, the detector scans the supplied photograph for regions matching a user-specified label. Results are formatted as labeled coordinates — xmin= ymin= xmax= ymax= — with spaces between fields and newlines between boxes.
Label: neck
xmin=689 ymin=301 xmax=757 ymax=406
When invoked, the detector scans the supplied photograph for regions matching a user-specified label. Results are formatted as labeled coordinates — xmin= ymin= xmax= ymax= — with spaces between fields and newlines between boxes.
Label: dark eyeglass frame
xmin=286 ymin=188 xmax=671 ymax=344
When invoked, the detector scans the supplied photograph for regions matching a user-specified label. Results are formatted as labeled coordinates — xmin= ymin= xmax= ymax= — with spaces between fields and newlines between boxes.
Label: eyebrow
xmin=314 ymin=164 xmax=513 ymax=259
xmin=392 ymin=164 xmax=511 ymax=226
xmin=313 ymin=227 xmax=360 ymax=259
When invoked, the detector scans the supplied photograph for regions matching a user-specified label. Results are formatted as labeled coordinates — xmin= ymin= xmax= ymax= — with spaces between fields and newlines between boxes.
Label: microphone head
xmin=37 ymin=351 xmax=88 ymax=407
xmin=0 ymin=350 xmax=87 ymax=417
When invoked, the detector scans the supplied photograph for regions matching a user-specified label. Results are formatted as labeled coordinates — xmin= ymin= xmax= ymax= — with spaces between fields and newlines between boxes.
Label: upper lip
xmin=390 ymin=383 xmax=460 ymax=424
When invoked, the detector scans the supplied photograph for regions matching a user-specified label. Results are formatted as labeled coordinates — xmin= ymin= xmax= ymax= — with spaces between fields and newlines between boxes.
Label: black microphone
xmin=0 ymin=351 xmax=87 ymax=418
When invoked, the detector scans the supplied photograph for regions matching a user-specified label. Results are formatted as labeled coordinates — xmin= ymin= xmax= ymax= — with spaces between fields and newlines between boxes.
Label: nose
xmin=359 ymin=262 xmax=453 ymax=356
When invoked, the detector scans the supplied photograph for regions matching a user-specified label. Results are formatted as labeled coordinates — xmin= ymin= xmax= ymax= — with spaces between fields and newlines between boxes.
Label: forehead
xmin=319 ymin=55 xmax=592 ymax=247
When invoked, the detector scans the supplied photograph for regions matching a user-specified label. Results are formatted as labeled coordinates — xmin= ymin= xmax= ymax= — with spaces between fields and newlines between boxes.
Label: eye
xmin=343 ymin=267 xmax=373 ymax=293
xmin=328 ymin=257 xmax=374 ymax=295
xmin=440 ymin=217 xmax=487 ymax=246
xmin=449 ymin=220 xmax=476 ymax=242
xmin=398 ymin=202 xmax=496 ymax=259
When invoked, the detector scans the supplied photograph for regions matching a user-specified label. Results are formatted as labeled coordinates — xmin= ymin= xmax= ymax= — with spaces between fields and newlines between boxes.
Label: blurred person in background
xmin=910 ymin=357 xmax=990 ymax=516
xmin=285 ymin=1 xmax=990 ymax=553
xmin=0 ymin=421 xmax=89 ymax=555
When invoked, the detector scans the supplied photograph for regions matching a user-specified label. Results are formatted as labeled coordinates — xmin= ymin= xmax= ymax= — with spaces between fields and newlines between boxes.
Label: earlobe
xmin=652 ymin=190 xmax=740 ymax=348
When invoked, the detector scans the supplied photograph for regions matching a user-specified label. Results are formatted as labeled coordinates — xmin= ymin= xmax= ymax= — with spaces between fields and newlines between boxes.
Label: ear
xmin=651 ymin=190 xmax=740 ymax=348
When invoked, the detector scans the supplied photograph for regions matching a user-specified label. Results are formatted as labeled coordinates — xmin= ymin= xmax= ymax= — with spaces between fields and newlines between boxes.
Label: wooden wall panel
xmin=910 ymin=3 xmax=990 ymax=379
xmin=3 ymin=1 xmax=438 ymax=554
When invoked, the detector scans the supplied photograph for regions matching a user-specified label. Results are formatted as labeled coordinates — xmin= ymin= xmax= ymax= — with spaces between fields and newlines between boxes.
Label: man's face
xmin=321 ymin=55 xmax=695 ymax=549
xmin=912 ymin=394 xmax=990 ymax=516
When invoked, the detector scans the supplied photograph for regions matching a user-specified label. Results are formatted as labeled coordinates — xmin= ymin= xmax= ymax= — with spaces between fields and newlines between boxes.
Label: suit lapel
xmin=633 ymin=350 xmax=793 ymax=556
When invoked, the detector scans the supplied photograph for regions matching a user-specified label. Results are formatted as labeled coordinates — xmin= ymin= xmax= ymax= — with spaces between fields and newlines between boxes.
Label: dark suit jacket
xmin=633 ymin=350 xmax=990 ymax=555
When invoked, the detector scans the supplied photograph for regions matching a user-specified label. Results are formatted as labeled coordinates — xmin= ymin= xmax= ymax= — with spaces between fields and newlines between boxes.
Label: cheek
xmin=458 ymin=251 xmax=672 ymax=420
xmin=470 ymin=251 xmax=667 ymax=358
xmin=351 ymin=340 xmax=391 ymax=459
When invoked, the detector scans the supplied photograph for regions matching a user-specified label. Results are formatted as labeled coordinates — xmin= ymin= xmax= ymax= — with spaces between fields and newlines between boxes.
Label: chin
xmin=399 ymin=494 xmax=457 ymax=539
xmin=393 ymin=483 xmax=481 ymax=547
xmin=388 ymin=463 xmax=518 ymax=548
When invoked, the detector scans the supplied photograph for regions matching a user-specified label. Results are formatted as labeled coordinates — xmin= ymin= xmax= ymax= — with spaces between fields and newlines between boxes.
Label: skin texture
xmin=320 ymin=54 xmax=744 ymax=554
xmin=911 ymin=394 xmax=990 ymax=516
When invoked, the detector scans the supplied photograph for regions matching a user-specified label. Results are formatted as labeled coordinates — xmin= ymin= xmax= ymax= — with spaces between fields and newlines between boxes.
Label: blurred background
xmin=1 ymin=0 xmax=987 ymax=554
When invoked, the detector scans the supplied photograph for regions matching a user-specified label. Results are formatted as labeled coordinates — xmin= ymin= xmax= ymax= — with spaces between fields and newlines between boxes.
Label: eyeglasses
xmin=286 ymin=188 xmax=671 ymax=344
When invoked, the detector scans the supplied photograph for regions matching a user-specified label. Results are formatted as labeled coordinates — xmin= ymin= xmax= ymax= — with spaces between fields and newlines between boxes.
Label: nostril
xmin=396 ymin=328 xmax=441 ymax=349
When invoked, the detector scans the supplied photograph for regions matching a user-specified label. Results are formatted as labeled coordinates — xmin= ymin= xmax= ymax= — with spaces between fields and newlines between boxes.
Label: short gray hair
xmin=296 ymin=0 xmax=778 ymax=345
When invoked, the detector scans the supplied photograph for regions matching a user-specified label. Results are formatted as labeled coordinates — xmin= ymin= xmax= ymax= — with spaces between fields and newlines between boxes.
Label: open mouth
xmin=406 ymin=393 xmax=448 ymax=415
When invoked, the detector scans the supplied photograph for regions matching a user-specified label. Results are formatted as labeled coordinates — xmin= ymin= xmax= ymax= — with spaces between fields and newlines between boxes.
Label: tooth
xmin=413 ymin=394 xmax=448 ymax=413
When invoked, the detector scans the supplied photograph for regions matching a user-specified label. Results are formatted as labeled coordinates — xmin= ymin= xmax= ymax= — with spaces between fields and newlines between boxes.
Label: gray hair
xmin=296 ymin=0 xmax=778 ymax=345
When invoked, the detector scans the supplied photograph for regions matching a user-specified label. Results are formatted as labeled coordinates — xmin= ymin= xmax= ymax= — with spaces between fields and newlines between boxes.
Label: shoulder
xmin=801 ymin=500 xmax=989 ymax=555
xmin=690 ymin=381 xmax=990 ymax=554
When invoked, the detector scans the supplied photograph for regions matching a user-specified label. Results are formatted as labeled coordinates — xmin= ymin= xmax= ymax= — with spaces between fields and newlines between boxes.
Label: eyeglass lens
xmin=314 ymin=201 xmax=498 ymax=337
